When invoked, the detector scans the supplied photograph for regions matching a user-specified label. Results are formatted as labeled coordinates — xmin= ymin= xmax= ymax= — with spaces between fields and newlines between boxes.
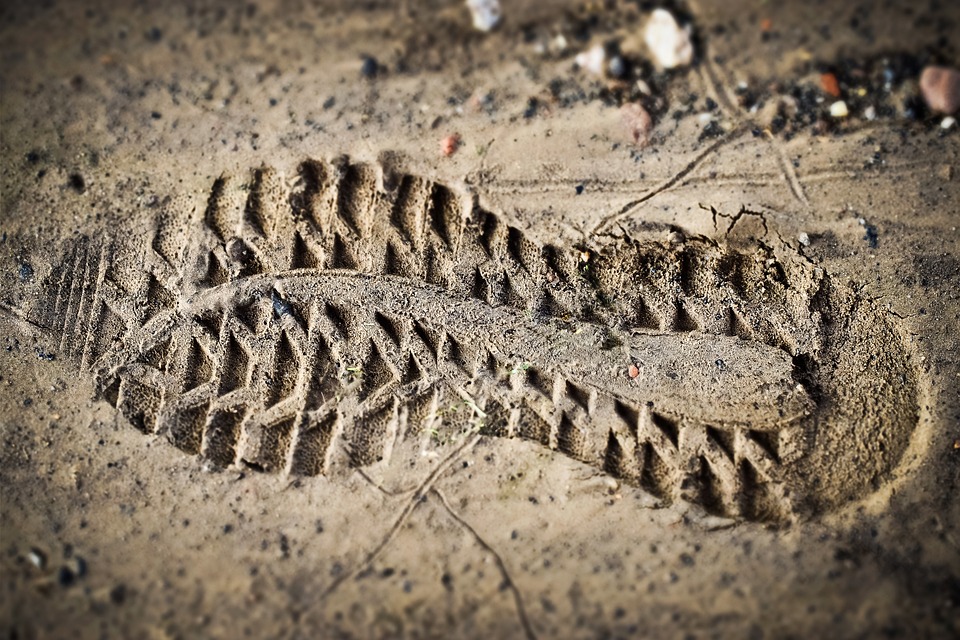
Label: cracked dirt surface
xmin=1 ymin=1 xmax=959 ymax=638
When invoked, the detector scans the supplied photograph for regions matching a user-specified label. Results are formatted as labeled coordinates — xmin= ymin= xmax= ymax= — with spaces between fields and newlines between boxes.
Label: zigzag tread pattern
xmin=32 ymin=157 xmax=920 ymax=523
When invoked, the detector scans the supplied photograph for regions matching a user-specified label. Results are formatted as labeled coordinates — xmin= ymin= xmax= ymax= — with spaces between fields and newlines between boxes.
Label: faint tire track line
xmin=432 ymin=486 xmax=537 ymax=640
xmin=593 ymin=126 xmax=747 ymax=234
xmin=319 ymin=434 xmax=482 ymax=600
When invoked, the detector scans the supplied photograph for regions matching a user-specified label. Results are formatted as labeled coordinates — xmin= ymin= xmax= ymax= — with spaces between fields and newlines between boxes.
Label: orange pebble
xmin=821 ymin=72 xmax=841 ymax=98
xmin=627 ymin=364 xmax=640 ymax=379
xmin=760 ymin=18 xmax=772 ymax=32
xmin=440 ymin=133 xmax=461 ymax=157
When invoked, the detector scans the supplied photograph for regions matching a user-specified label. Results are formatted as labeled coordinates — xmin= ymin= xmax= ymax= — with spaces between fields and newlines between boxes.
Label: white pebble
xmin=942 ymin=116 xmax=957 ymax=130
xmin=798 ymin=232 xmax=811 ymax=247
xmin=28 ymin=549 xmax=46 ymax=569
xmin=575 ymin=44 xmax=606 ymax=76
xmin=644 ymin=9 xmax=693 ymax=69
xmin=551 ymin=34 xmax=568 ymax=54
xmin=829 ymin=101 xmax=849 ymax=118
xmin=864 ymin=105 xmax=877 ymax=121
xmin=465 ymin=0 xmax=501 ymax=32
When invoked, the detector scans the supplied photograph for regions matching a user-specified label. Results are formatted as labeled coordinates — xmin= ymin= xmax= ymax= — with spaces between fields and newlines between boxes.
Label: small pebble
xmin=864 ymin=105 xmax=877 ymax=121
xmin=550 ymin=35 xmax=568 ymax=54
xmin=465 ymin=0 xmax=501 ymax=32
xmin=360 ymin=56 xmax=379 ymax=79
xmin=919 ymin=66 xmax=960 ymax=115
xmin=523 ymin=97 xmax=539 ymax=119
xmin=608 ymin=55 xmax=627 ymax=79
xmin=627 ymin=364 xmax=640 ymax=379
xmin=440 ymin=133 xmax=461 ymax=157
xmin=575 ymin=44 xmax=605 ymax=76
xmin=820 ymin=73 xmax=841 ymax=98
xmin=271 ymin=291 xmax=294 ymax=319
xmin=942 ymin=116 xmax=956 ymax=130
xmin=666 ymin=230 xmax=685 ymax=244
xmin=28 ymin=548 xmax=46 ymax=569
xmin=644 ymin=9 xmax=694 ymax=69
xmin=798 ymin=232 xmax=811 ymax=247
xmin=829 ymin=101 xmax=849 ymax=118
xmin=621 ymin=102 xmax=653 ymax=147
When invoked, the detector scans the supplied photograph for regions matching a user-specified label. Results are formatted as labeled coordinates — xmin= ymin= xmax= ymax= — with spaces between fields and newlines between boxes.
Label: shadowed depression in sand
xmin=1 ymin=1 xmax=957 ymax=639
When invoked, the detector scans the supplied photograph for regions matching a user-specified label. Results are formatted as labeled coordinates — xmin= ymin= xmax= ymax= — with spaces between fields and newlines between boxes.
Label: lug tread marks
xmin=30 ymin=157 xmax=920 ymax=523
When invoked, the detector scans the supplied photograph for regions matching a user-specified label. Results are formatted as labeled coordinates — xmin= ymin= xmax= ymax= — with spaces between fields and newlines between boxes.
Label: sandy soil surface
xmin=1 ymin=1 xmax=959 ymax=638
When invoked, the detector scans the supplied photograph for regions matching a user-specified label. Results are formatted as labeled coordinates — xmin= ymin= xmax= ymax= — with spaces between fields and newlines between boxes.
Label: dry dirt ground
xmin=1 ymin=1 xmax=959 ymax=638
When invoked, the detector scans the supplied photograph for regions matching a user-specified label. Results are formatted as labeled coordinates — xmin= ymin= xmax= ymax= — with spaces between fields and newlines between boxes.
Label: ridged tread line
xmin=36 ymin=158 xmax=850 ymax=522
